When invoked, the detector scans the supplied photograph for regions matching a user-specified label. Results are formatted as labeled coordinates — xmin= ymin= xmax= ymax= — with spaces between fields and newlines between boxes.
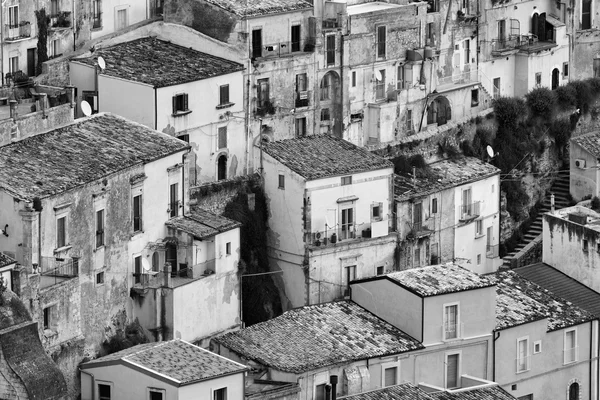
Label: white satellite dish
xmin=80 ymin=100 xmax=92 ymax=117
xmin=375 ymin=70 xmax=383 ymax=81
xmin=97 ymin=56 xmax=106 ymax=70
xmin=141 ymin=257 xmax=152 ymax=273
xmin=486 ymin=145 xmax=495 ymax=158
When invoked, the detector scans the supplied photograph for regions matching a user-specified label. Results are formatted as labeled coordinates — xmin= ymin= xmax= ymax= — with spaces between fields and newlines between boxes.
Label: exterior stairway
xmin=502 ymin=169 xmax=571 ymax=268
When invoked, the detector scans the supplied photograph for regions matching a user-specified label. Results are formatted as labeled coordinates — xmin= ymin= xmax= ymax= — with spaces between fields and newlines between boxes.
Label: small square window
xmin=98 ymin=383 xmax=111 ymax=400
xmin=372 ymin=205 xmax=381 ymax=219
xmin=172 ymin=93 xmax=189 ymax=114
xmin=226 ymin=242 xmax=231 ymax=255
xmin=533 ymin=340 xmax=542 ymax=354
xmin=278 ymin=174 xmax=285 ymax=189
xmin=321 ymin=108 xmax=331 ymax=121
xmin=96 ymin=271 xmax=105 ymax=285
xmin=341 ymin=176 xmax=352 ymax=185
xmin=149 ymin=389 xmax=164 ymax=400
xmin=376 ymin=266 xmax=384 ymax=275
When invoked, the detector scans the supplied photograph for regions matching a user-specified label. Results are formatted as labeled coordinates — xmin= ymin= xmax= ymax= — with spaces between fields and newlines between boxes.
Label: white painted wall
xmin=98 ymin=75 xmax=155 ymax=128
xmin=90 ymin=0 xmax=148 ymax=40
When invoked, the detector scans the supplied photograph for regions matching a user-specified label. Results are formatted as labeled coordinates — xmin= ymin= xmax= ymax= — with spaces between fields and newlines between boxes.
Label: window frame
xmin=445 ymin=352 xmax=461 ymax=389
xmin=96 ymin=271 xmax=105 ymax=285
xmin=443 ymin=302 xmax=460 ymax=341
xmin=96 ymin=209 xmax=105 ymax=248
xmin=431 ymin=197 xmax=438 ymax=214
xmin=219 ymin=84 xmax=230 ymax=106
xmin=406 ymin=109 xmax=413 ymax=133
xmin=295 ymin=117 xmax=307 ymax=137
xmin=218 ymin=126 xmax=227 ymax=150
xmin=278 ymin=174 xmax=285 ymax=189
xmin=564 ymin=328 xmax=578 ymax=364
xmin=340 ymin=205 xmax=355 ymax=239
xmin=533 ymin=340 xmax=542 ymax=354
xmin=56 ymin=214 xmax=67 ymax=249
xmin=376 ymin=266 xmax=384 ymax=275
xmin=8 ymin=6 xmax=18 ymax=28
xmin=43 ymin=305 xmax=56 ymax=330
xmin=376 ymin=25 xmax=387 ymax=59
xmin=326 ymin=34 xmax=336 ymax=66
xmin=563 ymin=62 xmax=569 ymax=78
xmin=341 ymin=176 xmax=352 ymax=186
xmin=475 ymin=219 xmax=483 ymax=236
xmin=133 ymin=193 xmax=143 ymax=233
xmin=313 ymin=372 xmax=329 ymax=400
xmin=371 ymin=202 xmax=383 ymax=222
xmin=471 ymin=89 xmax=479 ymax=107
xmin=172 ymin=93 xmax=189 ymax=115
xmin=257 ymin=78 xmax=270 ymax=109
xmin=381 ymin=361 xmax=399 ymax=387
xmin=213 ymin=387 xmax=227 ymax=400
xmin=226 ymin=242 xmax=231 ymax=256
xmin=97 ymin=381 xmax=113 ymax=400
xmin=133 ymin=254 xmax=142 ymax=285
xmin=516 ymin=336 xmax=530 ymax=373
xmin=375 ymin=69 xmax=386 ymax=100
xmin=169 ymin=183 xmax=179 ymax=218
xmin=148 ymin=388 xmax=166 ymax=400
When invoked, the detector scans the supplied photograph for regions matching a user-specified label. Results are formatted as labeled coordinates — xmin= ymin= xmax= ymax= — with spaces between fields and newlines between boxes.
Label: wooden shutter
xmin=384 ymin=367 xmax=397 ymax=386
xmin=183 ymin=94 xmax=188 ymax=111
xmin=446 ymin=354 xmax=458 ymax=387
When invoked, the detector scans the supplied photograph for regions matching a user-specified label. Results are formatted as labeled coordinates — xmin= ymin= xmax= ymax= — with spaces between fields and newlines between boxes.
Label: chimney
xmin=163 ymin=262 xmax=172 ymax=288
xmin=9 ymin=100 xmax=17 ymax=119
xmin=330 ymin=375 xmax=338 ymax=400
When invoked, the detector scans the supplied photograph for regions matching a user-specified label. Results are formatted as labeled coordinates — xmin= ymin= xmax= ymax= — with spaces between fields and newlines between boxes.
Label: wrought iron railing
xmin=459 ymin=201 xmax=480 ymax=221
xmin=438 ymin=68 xmax=479 ymax=87
xmin=310 ymin=221 xmax=388 ymax=246
xmin=5 ymin=22 xmax=31 ymax=41
xmin=251 ymin=39 xmax=315 ymax=59
xmin=39 ymin=256 xmax=79 ymax=277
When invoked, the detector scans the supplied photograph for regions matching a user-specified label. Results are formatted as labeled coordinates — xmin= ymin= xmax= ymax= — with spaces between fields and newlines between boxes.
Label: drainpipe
xmin=1 ymin=0 xmax=4 ymax=87
xmin=72 ymin=0 xmax=76 ymax=51
xmin=339 ymin=30 xmax=344 ymax=139
xmin=79 ymin=367 xmax=95 ymax=400
xmin=492 ymin=330 xmax=500 ymax=382
xmin=259 ymin=118 xmax=264 ymax=174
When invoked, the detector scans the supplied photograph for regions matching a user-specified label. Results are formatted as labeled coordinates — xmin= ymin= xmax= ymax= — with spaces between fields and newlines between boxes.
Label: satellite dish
xmin=80 ymin=100 xmax=92 ymax=117
xmin=375 ymin=70 xmax=383 ymax=81
xmin=141 ymin=257 xmax=152 ymax=273
xmin=97 ymin=56 xmax=106 ymax=70
xmin=486 ymin=145 xmax=495 ymax=158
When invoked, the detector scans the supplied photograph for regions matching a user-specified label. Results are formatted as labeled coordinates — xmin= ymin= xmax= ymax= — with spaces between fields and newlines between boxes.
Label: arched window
xmin=552 ymin=68 xmax=560 ymax=90
xmin=531 ymin=13 xmax=538 ymax=36
xmin=217 ymin=154 xmax=227 ymax=181
xmin=569 ymin=382 xmax=579 ymax=400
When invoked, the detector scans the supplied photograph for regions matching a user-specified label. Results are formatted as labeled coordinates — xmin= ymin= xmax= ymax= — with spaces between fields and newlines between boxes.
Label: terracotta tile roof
xmin=0 ymin=113 xmax=189 ymax=201
xmin=340 ymin=383 xmax=436 ymax=400
xmin=204 ymin=0 xmax=312 ymax=17
xmin=395 ymin=157 xmax=500 ymax=201
xmin=429 ymin=386 xmax=517 ymax=400
xmin=491 ymin=271 xmax=596 ymax=331
xmin=82 ymin=340 xmax=247 ymax=384
xmin=165 ymin=209 xmax=241 ymax=240
xmin=215 ymin=301 xmax=424 ymax=373
xmin=515 ymin=263 xmax=600 ymax=318
xmin=74 ymin=37 xmax=244 ymax=88
xmin=572 ymin=131 xmax=600 ymax=158
xmin=0 ymin=252 xmax=15 ymax=268
xmin=383 ymin=264 xmax=494 ymax=297
xmin=263 ymin=135 xmax=393 ymax=180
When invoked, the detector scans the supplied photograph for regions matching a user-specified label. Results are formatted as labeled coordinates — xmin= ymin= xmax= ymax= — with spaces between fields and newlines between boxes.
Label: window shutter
xmin=183 ymin=94 xmax=188 ymax=111
xmin=447 ymin=355 xmax=458 ymax=387
xmin=172 ymin=96 xmax=176 ymax=114
xmin=384 ymin=367 xmax=397 ymax=386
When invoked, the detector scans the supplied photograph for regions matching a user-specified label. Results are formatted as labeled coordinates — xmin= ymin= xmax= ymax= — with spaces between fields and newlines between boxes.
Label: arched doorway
xmin=166 ymin=243 xmax=178 ymax=277
xmin=427 ymin=96 xmax=451 ymax=126
xmin=217 ymin=154 xmax=227 ymax=181
xmin=552 ymin=68 xmax=560 ymax=90
xmin=569 ymin=382 xmax=579 ymax=400
xmin=319 ymin=71 xmax=343 ymax=137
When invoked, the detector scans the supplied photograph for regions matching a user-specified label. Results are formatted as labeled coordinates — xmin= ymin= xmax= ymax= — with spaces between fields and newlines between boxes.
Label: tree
xmin=35 ymin=8 xmax=49 ymax=76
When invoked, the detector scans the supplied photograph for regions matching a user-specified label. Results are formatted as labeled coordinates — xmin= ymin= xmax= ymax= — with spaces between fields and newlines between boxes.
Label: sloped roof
xmin=204 ymin=0 xmax=312 ymax=17
xmin=165 ymin=209 xmax=241 ymax=240
xmin=339 ymin=383 xmax=435 ymax=400
xmin=82 ymin=340 xmax=247 ymax=385
xmin=0 ymin=252 xmax=15 ymax=268
xmin=515 ymin=263 xmax=600 ymax=319
xmin=262 ymin=135 xmax=393 ymax=180
xmin=491 ymin=271 xmax=596 ymax=331
xmin=395 ymin=157 xmax=500 ymax=201
xmin=74 ymin=37 xmax=243 ymax=88
xmin=0 ymin=113 xmax=189 ymax=201
xmin=215 ymin=301 xmax=424 ymax=374
xmin=429 ymin=386 xmax=517 ymax=400
xmin=370 ymin=264 xmax=494 ymax=297
xmin=572 ymin=131 xmax=600 ymax=158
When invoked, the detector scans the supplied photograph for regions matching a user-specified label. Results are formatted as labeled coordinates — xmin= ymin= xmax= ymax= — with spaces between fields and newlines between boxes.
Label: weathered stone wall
xmin=40 ymin=58 xmax=71 ymax=87
xmin=508 ymin=234 xmax=543 ymax=269
xmin=0 ymin=103 xmax=74 ymax=146
xmin=572 ymin=31 xmax=600 ymax=81
xmin=189 ymin=174 xmax=261 ymax=216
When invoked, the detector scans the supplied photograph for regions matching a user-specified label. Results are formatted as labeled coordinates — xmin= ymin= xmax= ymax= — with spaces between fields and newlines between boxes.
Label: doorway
xmin=217 ymin=154 xmax=227 ymax=181
xmin=27 ymin=48 xmax=35 ymax=77
xmin=552 ymin=68 xmax=559 ymax=90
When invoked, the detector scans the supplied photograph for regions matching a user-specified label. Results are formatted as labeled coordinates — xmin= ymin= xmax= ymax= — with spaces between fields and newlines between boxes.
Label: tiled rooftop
xmin=491 ymin=271 xmax=596 ymax=331
xmin=572 ymin=131 xmax=600 ymax=158
xmin=515 ymin=263 xmax=600 ymax=319
xmin=165 ymin=209 xmax=241 ymax=240
xmin=0 ymin=252 xmax=15 ymax=268
xmin=204 ymin=0 xmax=312 ymax=17
xmin=215 ymin=301 xmax=424 ymax=373
xmin=0 ymin=113 xmax=189 ymax=200
xmin=428 ymin=386 xmax=517 ymax=400
xmin=83 ymin=339 xmax=247 ymax=384
xmin=395 ymin=157 xmax=500 ymax=201
xmin=263 ymin=135 xmax=393 ymax=180
xmin=74 ymin=37 xmax=244 ymax=88
xmin=339 ymin=383 xmax=435 ymax=400
xmin=382 ymin=264 xmax=494 ymax=297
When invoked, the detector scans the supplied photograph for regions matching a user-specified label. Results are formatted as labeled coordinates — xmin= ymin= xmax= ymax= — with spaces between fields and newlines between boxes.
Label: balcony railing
xmin=490 ymin=34 xmax=541 ymax=55
xmin=515 ymin=356 xmax=531 ymax=373
xmin=38 ymin=256 xmax=79 ymax=278
xmin=437 ymin=67 xmax=480 ymax=87
xmin=251 ymin=39 xmax=315 ymax=59
xmin=486 ymin=244 xmax=499 ymax=258
xmin=459 ymin=201 xmax=480 ymax=221
xmin=322 ymin=18 xmax=341 ymax=29
xmin=442 ymin=322 xmax=464 ymax=340
xmin=5 ymin=22 xmax=31 ymax=41
xmin=92 ymin=14 xmax=102 ymax=29
xmin=310 ymin=220 xmax=389 ymax=247
xmin=49 ymin=12 xmax=71 ymax=29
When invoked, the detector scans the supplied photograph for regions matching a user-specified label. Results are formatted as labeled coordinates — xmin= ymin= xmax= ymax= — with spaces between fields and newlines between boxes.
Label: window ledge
xmin=54 ymin=245 xmax=72 ymax=254
xmin=93 ymin=245 xmax=105 ymax=253
xmin=131 ymin=231 xmax=144 ymax=240
xmin=515 ymin=368 xmax=530 ymax=375
xmin=172 ymin=110 xmax=192 ymax=117
xmin=216 ymin=102 xmax=235 ymax=110
xmin=475 ymin=233 xmax=484 ymax=239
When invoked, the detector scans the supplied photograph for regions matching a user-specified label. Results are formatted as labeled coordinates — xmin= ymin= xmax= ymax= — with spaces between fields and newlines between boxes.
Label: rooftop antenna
xmin=97 ymin=56 xmax=106 ymax=70
xmin=81 ymin=100 xmax=92 ymax=117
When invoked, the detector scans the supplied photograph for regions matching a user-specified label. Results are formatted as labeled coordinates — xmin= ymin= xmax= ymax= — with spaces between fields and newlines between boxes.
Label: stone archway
xmin=427 ymin=96 xmax=451 ymax=126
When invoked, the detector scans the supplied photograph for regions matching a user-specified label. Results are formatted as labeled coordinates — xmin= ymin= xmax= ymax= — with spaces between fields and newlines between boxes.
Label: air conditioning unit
xmin=575 ymin=159 xmax=586 ymax=169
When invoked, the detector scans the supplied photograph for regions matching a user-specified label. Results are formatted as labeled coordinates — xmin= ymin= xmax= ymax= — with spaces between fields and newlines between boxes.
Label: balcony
xmin=38 ymin=256 xmax=79 ymax=288
xmin=250 ymin=39 xmax=315 ymax=59
xmin=486 ymin=244 xmax=499 ymax=258
xmin=437 ymin=68 xmax=480 ymax=90
xmin=408 ymin=221 xmax=434 ymax=239
xmin=49 ymin=12 xmax=71 ymax=29
xmin=458 ymin=201 xmax=480 ymax=222
xmin=310 ymin=220 xmax=389 ymax=247
xmin=5 ymin=22 xmax=31 ymax=42
xmin=255 ymin=100 xmax=276 ymax=117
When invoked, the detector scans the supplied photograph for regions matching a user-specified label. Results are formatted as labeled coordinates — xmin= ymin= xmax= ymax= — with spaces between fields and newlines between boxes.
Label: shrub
xmin=592 ymin=196 xmax=600 ymax=211
xmin=555 ymin=85 xmax=577 ymax=108
xmin=493 ymin=97 xmax=525 ymax=132
xmin=525 ymin=87 xmax=556 ymax=120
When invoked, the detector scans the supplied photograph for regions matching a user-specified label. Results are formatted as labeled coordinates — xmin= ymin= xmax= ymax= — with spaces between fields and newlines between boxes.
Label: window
xmin=149 ymin=390 xmax=164 ymax=400
xmin=463 ymin=39 xmax=470 ymax=65
xmin=414 ymin=248 xmax=421 ymax=266
xmin=96 ymin=271 xmax=105 ymax=285
xmin=92 ymin=0 xmax=102 ymax=28
xmin=291 ymin=25 xmax=301 ymax=52
xmin=569 ymin=382 xmax=579 ymax=400
xmin=96 ymin=209 xmax=105 ymax=248
xmin=375 ymin=69 xmax=386 ymax=100
xmin=226 ymin=242 xmax=231 ymax=255
xmin=582 ymin=0 xmax=591 ymax=30
xmin=376 ymin=26 xmax=386 ymax=58
xmin=493 ymin=77 xmax=501 ymax=99
xmin=169 ymin=183 xmax=179 ymax=218
xmin=533 ymin=340 xmax=542 ymax=354
xmin=8 ymin=6 xmax=18 ymax=28
xmin=296 ymin=73 xmax=307 ymax=93
xmin=326 ymin=35 xmax=335 ymax=65
xmin=9 ymin=57 xmax=18 ymax=74
xmin=251 ymin=29 xmax=262 ymax=58
xmin=57 ymin=216 xmax=67 ymax=248
xmin=133 ymin=194 xmax=142 ymax=232
xmin=214 ymin=388 xmax=227 ymax=400
xmin=98 ymin=383 xmax=111 ymax=400
xmin=134 ymin=255 xmax=142 ymax=284
xmin=595 ymin=58 xmax=600 ymax=78
xmin=172 ymin=93 xmax=189 ymax=114
xmin=352 ymin=71 xmax=356 ymax=87
xmin=445 ymin=353 xmax=460 ymax=389
xmin=413 ymin=202 xmax=423 ymax=230
xmin=43 ymin=306 xmax=53 ymax=330
xmin=444 ymin=304 xmax=459 ymax=340
xmin=341 ymin=207 xmax=355 ymax=239
xmin=564 ymin=329 xmax=577 ymax=363
xmin=406 ymin=109 xmax=413 ymax=133
xmin=397 ymin=64 xmax=413 ymax=90
xmin=516 ymin=337 xmax=529 ymax=372
xmin=477 ymin=254 xmax=481 ymax=264
xmin=384 ymin=366 xmax=397 ymax=386
xmin=50 ymin=39 xmax=61 ymax=58
xmin=428 ymin=0 xmax=439 ymax=12
xmin=320 ymin=74 xmax=332 ymax=100
xmin=475 ymin=219 xmax=483 ymax=236
xmin=341 ymin=176 xmax=352 ymax=185
xmin=535 ymin=72 xmax=542 ymax=87
xmin=315 ymin=384 xmax=326 ymax=400
xmin=152 ymin=252 xmax=160 ymax=272
xmin=583 ymin=239 xmax=589 ymax=252
xmin=116 ymin=8 xmax=128 ymax=30
xmin=563 ymin=62 xmax=569 ymax=78
xmin=321 ymin=108 xmax=331 ymax=121
xmin=278 ymin=174 xmax=285 ymax=189
xmin=345 ymin=265 xmax=356 ymax=294
xmin=295 ymin=117 xmax=306 ymax=137
xmin=397 ymin=65 xmax=404 ymax=90
xmin=461 ymin=188 xmax=473 ymax=217
xmin=431 ymin=198 xmax=438 ymax=214
xmin=371 ymin=202 xmax=382 ymax=221
xmin=471 ymin=89 xmax=479 ymax=107
xmin=518 ymin=395 xmax=533 ymax=400
xmin=257 ymin=78 xmax=270 ymax=108
xmin=218 ymin=126 xmax=227 ymax=149
xmin=426 ymin=22 xmax=435 ymax=45
xmin=376 ymin=266 xmax=384 ymax=275
xmin=219 ymin=85 xmax=230 ymax=106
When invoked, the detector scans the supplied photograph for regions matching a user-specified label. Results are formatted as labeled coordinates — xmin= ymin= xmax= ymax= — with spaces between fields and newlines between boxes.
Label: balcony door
xmin=252 ymin=29 xmax=262 ymax=58
xmin=166 ymin=243 xmax=178 ymax=276
xmin=291 ymin=25 xmax=301 ymax=52
xmin=340 ymin=206 xmax=354 ymax=240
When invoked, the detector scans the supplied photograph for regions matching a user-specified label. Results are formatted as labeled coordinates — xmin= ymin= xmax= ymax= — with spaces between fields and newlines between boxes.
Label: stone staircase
xmin=502 ymin=169 xmax=571 ymax=268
